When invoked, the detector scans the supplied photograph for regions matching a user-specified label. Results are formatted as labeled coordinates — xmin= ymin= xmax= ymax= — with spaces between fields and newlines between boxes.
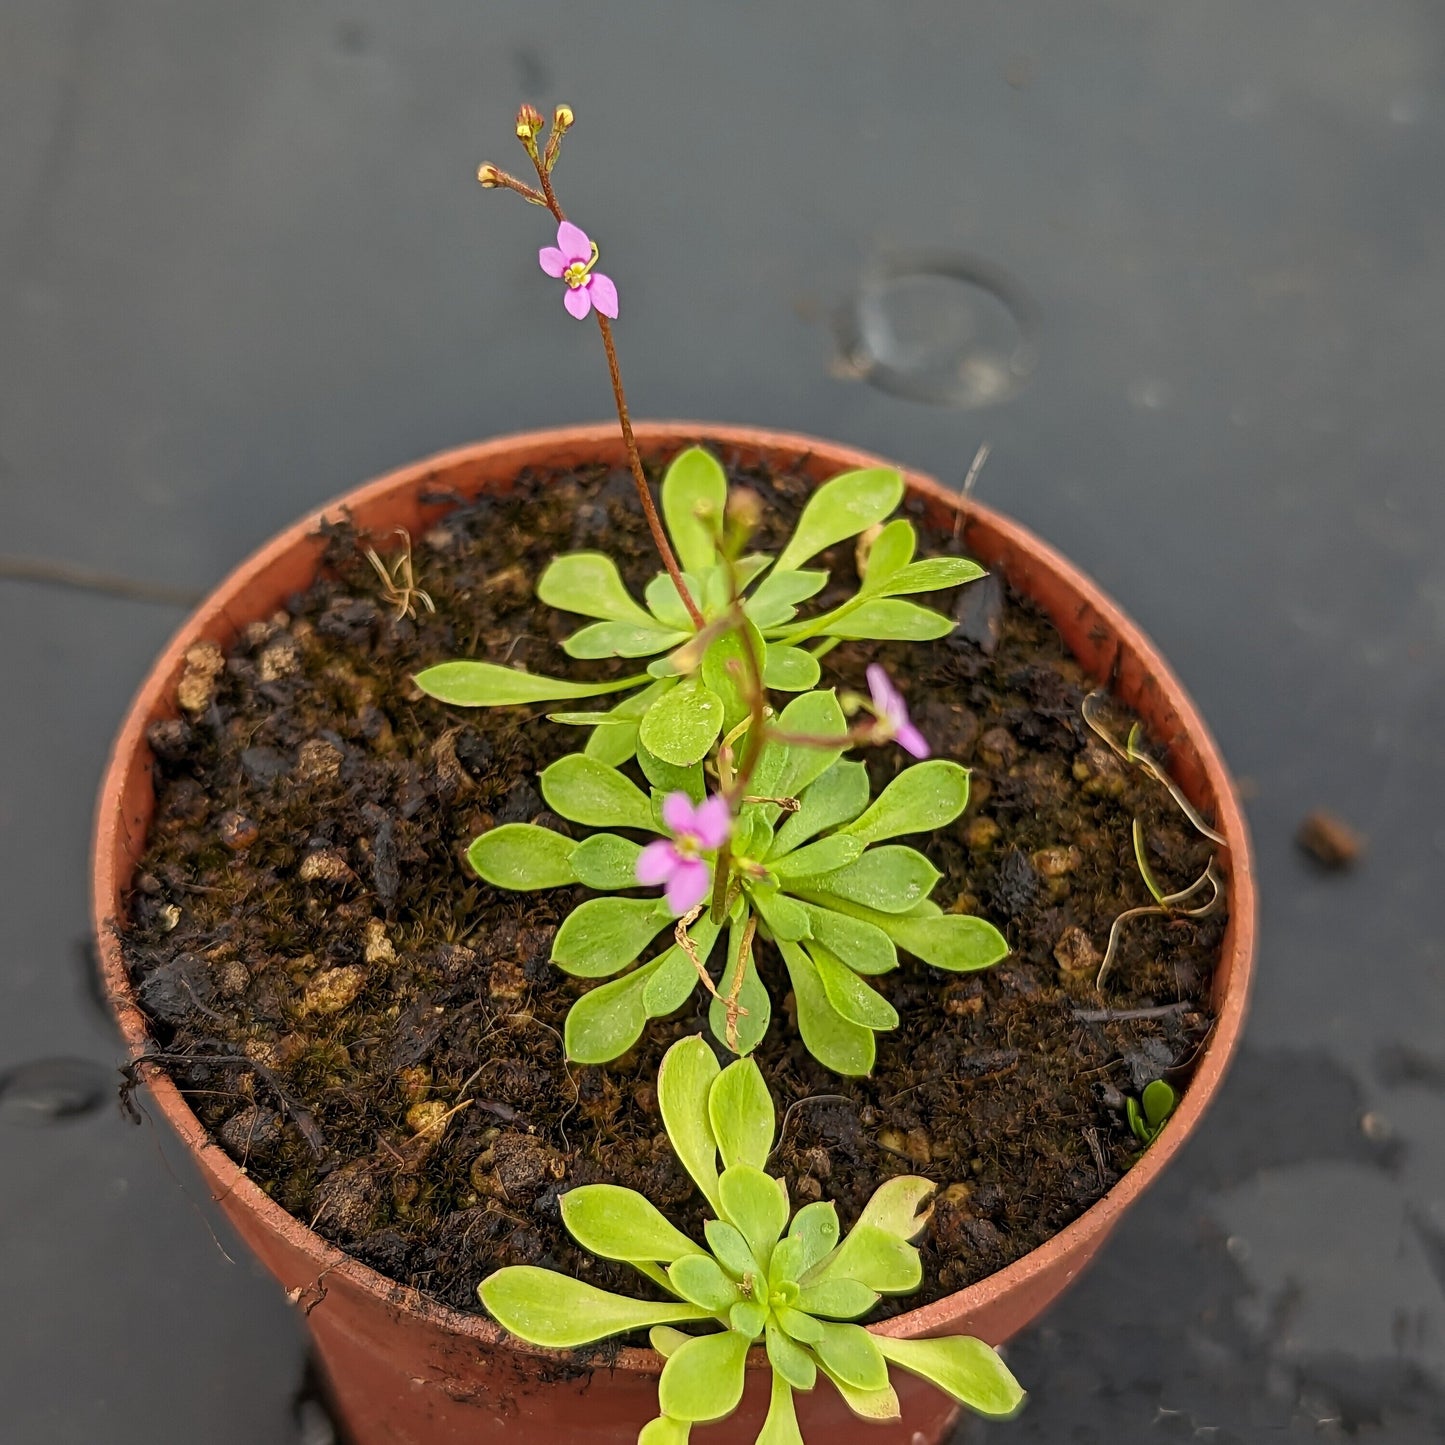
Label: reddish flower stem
xmin=527 ymin=149 xmax=705 ymax=629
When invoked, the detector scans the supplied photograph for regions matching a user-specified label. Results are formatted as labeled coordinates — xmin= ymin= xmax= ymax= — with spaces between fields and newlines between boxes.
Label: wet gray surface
xmin=3 ymin=1 xmax=1443 ymax=1439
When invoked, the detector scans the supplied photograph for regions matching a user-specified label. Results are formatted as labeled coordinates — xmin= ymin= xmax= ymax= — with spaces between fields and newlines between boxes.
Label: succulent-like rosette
xmin=479 ymin=1038 xmax=1024 ymax=1443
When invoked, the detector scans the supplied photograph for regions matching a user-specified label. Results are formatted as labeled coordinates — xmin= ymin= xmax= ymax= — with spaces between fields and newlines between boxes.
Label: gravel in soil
xmin=120 ymin=452 xmax=1226 ymax=1319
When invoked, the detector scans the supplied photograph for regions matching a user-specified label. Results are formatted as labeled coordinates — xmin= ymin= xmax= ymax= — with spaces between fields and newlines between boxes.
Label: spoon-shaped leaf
xmin=415 ymin=661 xmax=644 ymax=707
xmin=658 ymin=1035 xmax=723 ymax=1212
xmin=874 ymin=1335 xmax=1025 ymax=1419
xmin=467 ymin=824 xmax=577 ymax=889
xmin=657 ymin=1329 xmax=752 ymax=1423
xmin=560 ymin=1185 xmax=703 ymax=1265
xmin=539 ymin=552 xmax=655 ymax=624
xmin=478 ymin=1267 xmax=708 ymax=1348
xmin=775 ymin=467 xmax=904 ymax=573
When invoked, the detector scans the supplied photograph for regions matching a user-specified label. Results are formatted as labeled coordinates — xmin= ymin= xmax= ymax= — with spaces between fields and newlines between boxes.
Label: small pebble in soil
xmin=176 ymin=641 xmax=224 ymax=714
xmin=300 ymin=965 xmax=365 ymax=1016
xmin=298 ymin=850 xmax=356 ymax=886
xmin=218 ymin=809 xmax=259 ymax=851
xmin=219 ymin=1104 xmax=283 ymax=1155
xmin=1053 ymin=924 xmax=1102 ymax=975
xmin=1296 ymin=809 xmax=1364 ymax=869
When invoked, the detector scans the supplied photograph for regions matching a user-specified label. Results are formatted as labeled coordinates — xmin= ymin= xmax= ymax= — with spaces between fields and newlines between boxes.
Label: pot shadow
xmin=963 ymin=1047 xmax=1445 ymax=1442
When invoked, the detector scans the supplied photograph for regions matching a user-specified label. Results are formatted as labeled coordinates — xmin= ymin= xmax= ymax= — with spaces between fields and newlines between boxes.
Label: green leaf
xmin=1143 ymin=1078 xmax=1178 ymax=1130
xmin=662 ymin=447 xmax=728 ymax=575
xmin=658 ymin=1328 xmax=751 ymax=1423
xmin=643 ymin=915 xmax=722 ymax=1018
xmin=776 ymin=690 xmax=850 ymax=796
xmin=774 ymin=1305 xmax=825 ymax=1343
xmin=564 ymin=959 xmax=666 ymax=1064
xmin=778 ymin=942 xmax=876 ymax=1077
xmin=729 ymin=1299 xmax=768 ymax=1337
xmin=586 ymin=716 xmax=641 ymax=766
xmin=551 ymin=896 xmax=675 ymax=978
xmin=711 ymin=917 xmax=773 ymax=1060
xmin=414 ymin=660 xmax=642 ymax=707
xmin=541 ymin=754 xmax=658 ymax=831
xmin=817 ymin=1367 xmax=901 ymax=1422
xmin=467 ymin=824 xmax=577 ymax=890
xmin=745 ymin=568 xmax=828 ymax=629
xmin=563 ymin=620 xmax=690 ymax=660
xmin=538 ymin=552 xmax=654 ymax=624
xmin=809 ymin=944 xmax=899 ymax=1030
xmin=478 ymin=1267 xmax=708 ymax=1348
xmin=769 ymin=761 xmax=871 ymax=857
xmin=874 ymin=556 xmax=987 ymax=598
xmin=668 ymin=1253 xmax=740 ymax=1312
xmin=874 ymin=1335 xmax=1025 ymax=1419
xmin=860 ymin=518 xmax=917 ymax=588
xmin=762 ymin=644 xmax=821 ymax=692
xmin=749 ymin=885 xmax=812 ymax=943
xmin=574 ymin=680 xmax=673 ymax=767
xmin=811 ymin=1222 xmax=920 ymax=1294
xmin=855 ymin=1177 xmax=936 ymax=1242
xmin=815 ymin=598 xmax=954 ymax=642
xmin=758 ymin=1372 xmax=805 ymax=1445
xmin=704 ymin=1219 xmax=759 ymax=1281
xmin=645 ymin=570 xmax=705 ymax=631
xmin=700 ymin=622 xmax=766 ymax=733
xmin=718 ymin=1164 xmax=789 ymax=1268
xmin=787 ymin=1200 xmax=841 ymax=1274
xmin=770 ymin=834 xmax=865 ymax=880
xmin=766 ymin=1322 xmax=817 ymax=1391
xmin=638 ymin=677 xmax=725 ymax=767
xmin=1126 ymin=1096 xmax=1147 ymax=1142
xmin=774 ymin=467 xmax=904 ymax=573
xmin=708 ymin=1057 xmax=775 ymax=1170
xmin=793 ymin=846 xmax=941 ymax=914
xmin=794 ymin=1276 xmax=879 ymax=1320
xmin=658 ymin=1036 xmax=723 ymax=1212
xmin=812 ymin=1321 xmax=889 ymax=1392
xmin=649 ymin=1326 xmax=692 ymax=1359
xmin=842 ymin=761 xmax=970 ymax=845
xmin=796 ymin=904 xmax=898 ymax=976
xmin=637 ymin=743 xmax=706 ymax=802
xmin=569 ymin=833 xmax=645 ymax=890
xmin=813 ymin=900 xmax=1010 ymax=972
xmin=560 ymin=1185 xmax=702 ymax=1265
xmin=639 ymin=1415 xmax=692 ymax=1445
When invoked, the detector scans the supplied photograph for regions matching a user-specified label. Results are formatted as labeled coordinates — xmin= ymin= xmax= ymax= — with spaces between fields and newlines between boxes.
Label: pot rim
xmin=92 ymin=421 xmax=1256 ymax=1375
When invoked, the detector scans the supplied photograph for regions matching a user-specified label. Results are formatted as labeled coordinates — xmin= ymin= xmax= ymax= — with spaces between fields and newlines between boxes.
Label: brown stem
xmin=523 ymin=141 xmax=704 ymax=629
xmin=595 ymin=316 xmax=704 ymax=628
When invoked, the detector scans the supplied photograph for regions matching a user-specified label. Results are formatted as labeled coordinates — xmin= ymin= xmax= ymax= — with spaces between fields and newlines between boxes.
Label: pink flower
xmin=538 ymin=220 xmax=619 ymax=321
xmin=636 ymin=792 xmax=732 ymax=915
xmin=866 ymin=664 xmax=930 ymax=759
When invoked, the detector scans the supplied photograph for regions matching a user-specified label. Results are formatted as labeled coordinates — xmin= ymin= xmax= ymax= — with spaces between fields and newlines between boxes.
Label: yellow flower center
xmin=563 ymin=242 xmax=599 ymax=289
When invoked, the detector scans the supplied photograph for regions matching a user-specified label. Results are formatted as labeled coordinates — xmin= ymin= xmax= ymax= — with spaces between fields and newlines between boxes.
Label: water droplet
xmin=836 ymin=253 xmax=1036 ymax=409
xmin=0 ymin=1056 xmax=111 ymax=1125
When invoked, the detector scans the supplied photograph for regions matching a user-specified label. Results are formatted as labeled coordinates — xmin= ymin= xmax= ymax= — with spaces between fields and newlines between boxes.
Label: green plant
xmin=462 ymin=722 xmax=1006 ymax=1072
xmin=416 ymin=444 xmax=984 ymax=770
xmin=1127 ymin=1078 xmax=1178 ymax=1146
xmin=405 ymin=105 xmax=1009 ymax=1075
xmin=480 ymin=1037 xmax=1024 ymax=1442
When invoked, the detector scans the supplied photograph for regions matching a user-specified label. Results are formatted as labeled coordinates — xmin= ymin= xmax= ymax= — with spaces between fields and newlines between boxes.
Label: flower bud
xmin=544 ymin=103 xmax=575 ymax=172
xmin=726 ymin=487 xmax=764 ymax=532
xmin=476 ymin=162 xmax=503 ymax=188
xmin=515 ymin=103 xmax=545 ymax=160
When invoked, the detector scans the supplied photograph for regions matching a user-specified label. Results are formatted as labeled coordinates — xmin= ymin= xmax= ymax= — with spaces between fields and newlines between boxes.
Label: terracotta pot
xmin=93 ymin=423 xmax=1256 ymax=1445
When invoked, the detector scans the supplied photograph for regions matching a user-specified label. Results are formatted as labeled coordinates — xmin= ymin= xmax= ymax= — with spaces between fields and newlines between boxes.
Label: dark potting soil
xmin=119 ymin=452 xmax=1226 ymax=1322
